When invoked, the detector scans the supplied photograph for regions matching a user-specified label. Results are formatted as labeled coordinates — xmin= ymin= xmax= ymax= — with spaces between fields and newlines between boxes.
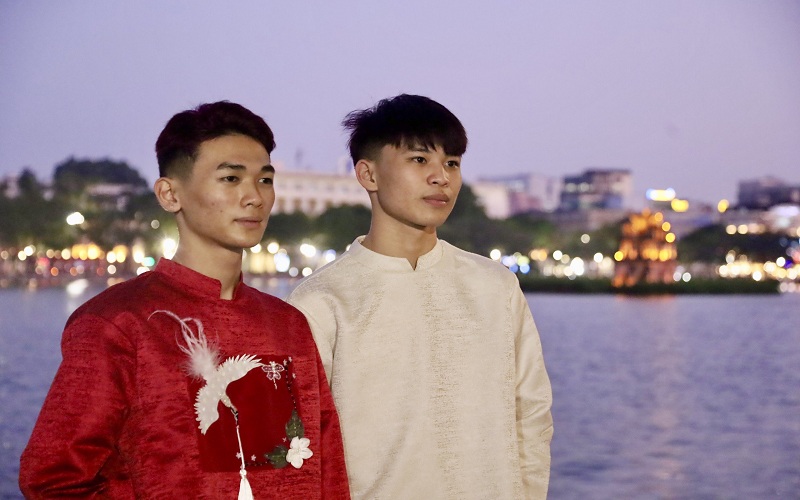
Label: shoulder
xmin=287 ymin=249 xmax=358 ymax=300
xmin=69 ymin=271 xmax=161 ymax=321
xmin=240 ymin=283 xmax=308 ymax=323
xmin=442 ymin=241 xmax=519 ymax=285
xmin=60 ymin=272 xmax=166 ymax=346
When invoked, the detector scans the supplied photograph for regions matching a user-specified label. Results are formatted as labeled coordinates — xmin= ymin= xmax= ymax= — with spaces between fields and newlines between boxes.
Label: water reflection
xmin=531 ymin=293 xmax=800 ymax=498
xmin=1 ymin=289 xmax=799 ymax=498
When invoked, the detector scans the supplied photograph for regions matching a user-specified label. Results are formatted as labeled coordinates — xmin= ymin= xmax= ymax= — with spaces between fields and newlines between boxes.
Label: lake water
xmin=1 ymin=284 xmax=799 ymax=499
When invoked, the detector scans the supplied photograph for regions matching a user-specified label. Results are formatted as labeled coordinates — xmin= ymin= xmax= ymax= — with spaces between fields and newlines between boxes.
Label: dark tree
xmin=678 ymin=224 xmax=790 ymax=263
xmin=53 ymin=157 xmax=148 ymax=198
xmin=313 ymin=204 xmax=372 ymax=252
xmin=265 ymin=211 xmax=314 ymax=246
xmin=439 ymin=184 xmax=495 ymax=253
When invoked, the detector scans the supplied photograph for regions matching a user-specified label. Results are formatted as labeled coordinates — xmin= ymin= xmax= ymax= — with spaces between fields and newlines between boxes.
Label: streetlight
xmin=66 ymin=212 xmax=85 ymax=226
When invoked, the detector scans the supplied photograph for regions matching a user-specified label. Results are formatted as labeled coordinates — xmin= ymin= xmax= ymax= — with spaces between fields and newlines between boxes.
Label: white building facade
xmin=272 ymin=168 xmax=370 ymax=215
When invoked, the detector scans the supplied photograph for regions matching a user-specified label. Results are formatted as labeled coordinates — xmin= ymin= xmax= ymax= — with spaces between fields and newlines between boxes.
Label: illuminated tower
xmin=613 ymin=209 xmax=677 ymax=287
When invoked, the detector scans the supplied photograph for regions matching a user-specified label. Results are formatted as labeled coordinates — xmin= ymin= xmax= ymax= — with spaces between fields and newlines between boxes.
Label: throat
xmin=361 ymin=230 xmax=437 ymax=269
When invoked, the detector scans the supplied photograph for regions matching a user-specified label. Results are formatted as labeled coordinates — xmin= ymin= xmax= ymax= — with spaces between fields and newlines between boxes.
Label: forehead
xmin=196 ymin=134 xmax=270 ymax=162
xmin=386 ymin=140 xmax=458 ymax=156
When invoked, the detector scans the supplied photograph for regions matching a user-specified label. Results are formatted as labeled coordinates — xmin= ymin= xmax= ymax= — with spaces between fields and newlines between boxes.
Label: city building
xmin=474 ymin=173 xmax=561 ymax=217
xmin=644 ymin=188 xmax=716 ymax=238
xmin=737 ymin=176 xmax=800 ymax=210
xmin=469 ymin=180 xmax=512 ymax=219
xmin=272 ymin=164 xmax=370 ymax=215
xmin=547 ymin=207 xmax=631 ymax=233
xmin=84 ymin=183 xmax=149 ymax=211
xmin=559 ymin=168 xmax=633 ymax=212
xmin=0 ymin=174 xmax=21 ymax=198
xmin=720 ymin=204 xmax=800 ymax=237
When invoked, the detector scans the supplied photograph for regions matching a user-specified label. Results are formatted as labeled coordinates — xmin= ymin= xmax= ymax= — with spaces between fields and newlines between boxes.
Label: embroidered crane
xmin=150 ymin=310 xmax=264 ymax=434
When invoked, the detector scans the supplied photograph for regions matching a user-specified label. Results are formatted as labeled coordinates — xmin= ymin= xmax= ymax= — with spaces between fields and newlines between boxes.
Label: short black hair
xmin=342 ymin=94 xmax=467 ymax=165
xmin=155 ymin=101 xmax=275 ymax=178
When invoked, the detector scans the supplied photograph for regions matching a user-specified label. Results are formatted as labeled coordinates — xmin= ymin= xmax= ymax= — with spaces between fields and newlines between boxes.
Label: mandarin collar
xmin=348 ymin=236 xmax=443 ymax=272
xmin=154 ymin=258 xmax=243 ymax=300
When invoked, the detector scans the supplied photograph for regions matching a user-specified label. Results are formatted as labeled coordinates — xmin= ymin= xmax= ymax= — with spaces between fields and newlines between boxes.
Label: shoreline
xmin=518 ymin=276 xmax=781 ymax=295
xmin=0 ymin=273 xmax=783 ymax=295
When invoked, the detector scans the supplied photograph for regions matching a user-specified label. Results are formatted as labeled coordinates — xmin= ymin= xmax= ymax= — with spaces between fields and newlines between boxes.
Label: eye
xmin=411 ymin=156 xmax=426 ymax=164
xmin=221 ymin=175 xmax=239 ymax=182
xmin=446 ymin=160 xmax=461 ymax=168
xmin=259 ymin=177 xmax=274 ymax=185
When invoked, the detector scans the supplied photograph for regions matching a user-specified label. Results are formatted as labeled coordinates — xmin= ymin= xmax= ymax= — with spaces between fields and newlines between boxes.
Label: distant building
xmin=85 ymin=183 xmax=149 ymax=211
xmin=644 ymin=189 xmax=716 ymax=238
xmin=470 ymin=180 xmax=512 ymax=219
xmin=720 ymin=204 xmax=800 ymax=236
xmin=475 ymin=173 xmax=561 ymax=217
xmin=272 ymin=166 xmax=370 ymax=215
xmin=273 ymin=166 xmax=529 ymax=219
xmin=0 ymin=174 xmax=20 ymax=198
xmin=0 ymin=173 xmax=54 ymax=200
xmin=655 ymin=204 xmax=716 ymax=238
xmin=737 ymin=176 xmax=800 ymax=210
xmin=547 ymin=208 xmax=630 ymax=233
xmin=559 ymin=168 xmax=633 ymax=212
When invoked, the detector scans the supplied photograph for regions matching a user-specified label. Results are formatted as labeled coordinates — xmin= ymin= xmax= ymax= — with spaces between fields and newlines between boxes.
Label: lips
xmin=423 ymin=194 xmax=450 ymax=203
xmin=235 ymin=217 xmax=264 ymax=227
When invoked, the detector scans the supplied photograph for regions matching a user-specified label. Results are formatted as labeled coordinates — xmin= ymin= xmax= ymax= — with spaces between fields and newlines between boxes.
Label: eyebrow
xmin=407 ymin=144 xmax=432 ymax=153
xmin=406 ymin=145 xmax=461 ymax=159
xmin=216 ymin=162 xmax=275 ymax=173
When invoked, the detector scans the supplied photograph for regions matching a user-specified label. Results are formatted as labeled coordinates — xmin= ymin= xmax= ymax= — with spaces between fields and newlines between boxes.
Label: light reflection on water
xmin=1 ymin=286 xmax=799 ymax=498
xmin=533 ymin=293 xmax=800 ymax=499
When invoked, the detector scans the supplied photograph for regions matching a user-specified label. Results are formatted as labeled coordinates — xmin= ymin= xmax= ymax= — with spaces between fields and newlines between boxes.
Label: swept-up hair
xmin=155 ymin=101 xmax=275 ymax=178
xmin=342 ymin=94 xmax=467 ymax=165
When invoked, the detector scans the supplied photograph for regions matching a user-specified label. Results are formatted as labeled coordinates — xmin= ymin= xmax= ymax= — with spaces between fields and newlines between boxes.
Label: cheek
xmin=202 ymin=199 xmax=224 ymax=213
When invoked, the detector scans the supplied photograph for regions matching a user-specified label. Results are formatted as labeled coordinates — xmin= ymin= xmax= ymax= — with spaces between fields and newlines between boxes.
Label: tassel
xmin=238 ymin=468 xmax=254 ymax=500
xmin=235 ymin=417 xmax=254 ymax=499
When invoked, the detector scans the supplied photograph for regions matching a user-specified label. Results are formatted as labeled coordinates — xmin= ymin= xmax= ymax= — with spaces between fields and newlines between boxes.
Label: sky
xmin=1 ymin=0 xmax=799 ymax=205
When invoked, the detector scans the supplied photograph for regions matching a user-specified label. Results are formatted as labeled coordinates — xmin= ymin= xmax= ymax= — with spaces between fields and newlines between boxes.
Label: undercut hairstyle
xmin=155 ymin=101 xmax=276 ymax=178
xmin=342 ymin=94 xmax=467 ymax=165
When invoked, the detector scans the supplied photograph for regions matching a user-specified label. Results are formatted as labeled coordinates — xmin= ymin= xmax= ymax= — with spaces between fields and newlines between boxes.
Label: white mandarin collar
xmin=349 ymin=236 xmax=444 ymax=272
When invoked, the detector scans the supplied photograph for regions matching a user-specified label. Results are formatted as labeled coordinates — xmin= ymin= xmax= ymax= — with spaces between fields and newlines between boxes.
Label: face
xmin=164 ymin=134 xmax=275 ymax=255
xmin=364 ymin=142 xmax=462 ymax=234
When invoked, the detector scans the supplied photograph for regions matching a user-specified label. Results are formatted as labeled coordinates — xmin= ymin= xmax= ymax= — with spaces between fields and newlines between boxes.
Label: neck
xmin=361 ymin=223 xmax=438 ymax=270
xmin=171 ymin=245 xmax=242 ymax=300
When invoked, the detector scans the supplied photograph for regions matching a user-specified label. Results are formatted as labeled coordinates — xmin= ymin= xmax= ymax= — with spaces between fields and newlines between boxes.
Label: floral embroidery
xmin=265 ymin=410 xmax=312 ymax=469
xmin=262 ymin=361 xmax=285 ymax=389
xmin=286 ymin=437 xmax=313 ymax=468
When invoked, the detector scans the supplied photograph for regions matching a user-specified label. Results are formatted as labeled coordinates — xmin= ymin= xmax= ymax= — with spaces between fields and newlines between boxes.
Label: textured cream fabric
xmin=288 ymin=238 xmax=553 ymax=499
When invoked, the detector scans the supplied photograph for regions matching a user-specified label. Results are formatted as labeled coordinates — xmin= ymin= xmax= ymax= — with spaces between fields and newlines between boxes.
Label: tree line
xmin=1 ymin=158 xmax=791 ymax=265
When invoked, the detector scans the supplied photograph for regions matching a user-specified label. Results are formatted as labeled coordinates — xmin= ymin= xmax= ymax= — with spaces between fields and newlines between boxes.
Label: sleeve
xmin=511 ymin=283 xmax=554 ymax=499
xmin=19 ymin=312 xmax=135 ymax=498
xmin=286 ymin=288 xmax=337 ymax=385
xmin=313 ymin=347 xmax=351 ymax=499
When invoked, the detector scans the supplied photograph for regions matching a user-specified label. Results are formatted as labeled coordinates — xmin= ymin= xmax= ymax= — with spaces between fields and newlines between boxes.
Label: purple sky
xmin=1 ymin=1 xmax=799 ymax=205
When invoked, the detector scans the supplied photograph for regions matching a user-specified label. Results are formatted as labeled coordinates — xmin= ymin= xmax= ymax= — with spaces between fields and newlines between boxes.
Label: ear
xmin=354 ymin=159 xmax=377 ymax=192
xmin=154 ymin=177 xmax=181 ymax=213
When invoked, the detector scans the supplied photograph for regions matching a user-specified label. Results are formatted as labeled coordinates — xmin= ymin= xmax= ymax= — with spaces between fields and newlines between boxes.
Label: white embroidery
xmin=286 ymin=437 xmax=313 ymax=469
xmin=262 ymin=361 xmax=285 ymax=389
xmin=151 ymin=310 xmax=264 ymax=434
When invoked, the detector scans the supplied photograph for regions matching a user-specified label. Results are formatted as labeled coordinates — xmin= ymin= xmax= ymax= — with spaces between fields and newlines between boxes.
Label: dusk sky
xmin=1 ymin=1 xmax=799 ymax=205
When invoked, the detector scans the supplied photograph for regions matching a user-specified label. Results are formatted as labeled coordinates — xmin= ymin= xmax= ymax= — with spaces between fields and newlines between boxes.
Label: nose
xmin=429 ymin=163 xmax=450 ymax=187
xmin=242 ymin=181 xmax=264 ymax=208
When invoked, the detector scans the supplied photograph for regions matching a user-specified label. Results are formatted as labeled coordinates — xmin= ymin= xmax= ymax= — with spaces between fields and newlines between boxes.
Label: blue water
xmin=1 ymin=285 xmax=799 ymax=498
